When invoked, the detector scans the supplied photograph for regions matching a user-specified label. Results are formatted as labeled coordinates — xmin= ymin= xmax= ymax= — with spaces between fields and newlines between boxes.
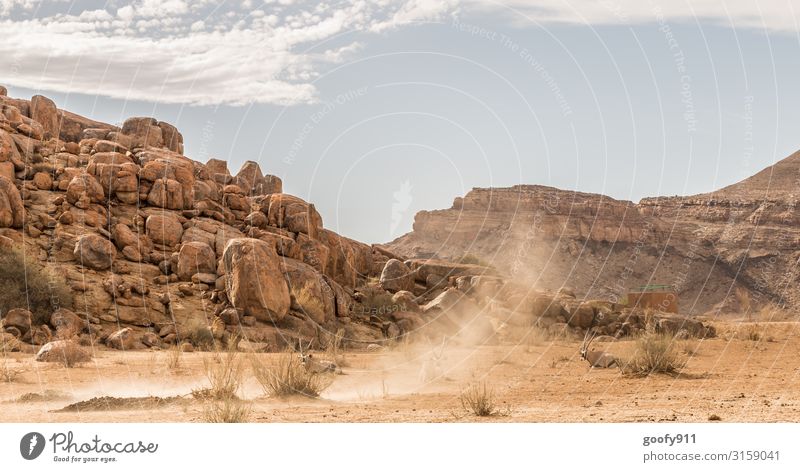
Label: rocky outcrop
xmin=0 ymin=175 xmax=24 ymax=227
xmin=379 ymin=259 xmax=414 ymax=293
xmin=223 ymin=238 xmax=291 ymax=323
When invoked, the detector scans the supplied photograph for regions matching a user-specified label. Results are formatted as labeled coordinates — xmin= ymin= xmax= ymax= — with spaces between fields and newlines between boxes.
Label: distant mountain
xmin=388 ymin=154 xmax=800 ymax=317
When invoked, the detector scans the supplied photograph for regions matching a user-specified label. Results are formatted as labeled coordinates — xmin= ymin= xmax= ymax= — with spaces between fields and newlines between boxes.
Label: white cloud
xmin=0 ymin=1 xmax=453 ymax=106
xmin=0 ymin=0 xmax=795 ymax=107
xmin=469 ymin=0 xmax=800 ymax=33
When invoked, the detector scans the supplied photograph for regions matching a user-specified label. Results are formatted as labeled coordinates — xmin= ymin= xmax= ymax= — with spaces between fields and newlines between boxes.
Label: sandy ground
xmin=2 ymin=321 xmax=800 ymax=423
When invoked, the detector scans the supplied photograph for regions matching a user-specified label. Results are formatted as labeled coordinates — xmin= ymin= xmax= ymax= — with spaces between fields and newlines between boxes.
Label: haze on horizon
xmin=2 ymin=0 xmax=798 ymax=244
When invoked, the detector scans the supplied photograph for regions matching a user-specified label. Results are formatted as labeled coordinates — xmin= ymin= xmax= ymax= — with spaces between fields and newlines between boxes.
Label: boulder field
xmin=0 ymin=88 xmax=713 ymax=355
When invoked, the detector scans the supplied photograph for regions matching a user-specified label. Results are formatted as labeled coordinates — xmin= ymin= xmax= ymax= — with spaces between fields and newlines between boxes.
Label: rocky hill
xmin=0 ymin=87 xmax=410 ymax=352
xmin=0 ymin=87 xmax=715 ymax=357
xmin=388 ymin=155 xmax=800 ymax=318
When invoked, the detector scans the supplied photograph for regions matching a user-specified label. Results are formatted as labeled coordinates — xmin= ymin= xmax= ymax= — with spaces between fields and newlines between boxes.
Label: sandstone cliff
xmin=388 ymin=155 xmax=800 ymax=317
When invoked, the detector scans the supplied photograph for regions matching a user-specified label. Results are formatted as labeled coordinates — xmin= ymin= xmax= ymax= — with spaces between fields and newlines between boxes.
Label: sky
xmin=1 ymin=0 xmax=799 ymax=243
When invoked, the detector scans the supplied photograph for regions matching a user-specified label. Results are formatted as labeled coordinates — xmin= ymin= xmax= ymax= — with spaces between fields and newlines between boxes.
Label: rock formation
xmin=0 ymin=88 xmax=715 ymax=353
xmin=389 ymin=152 xmax=800 ymax=317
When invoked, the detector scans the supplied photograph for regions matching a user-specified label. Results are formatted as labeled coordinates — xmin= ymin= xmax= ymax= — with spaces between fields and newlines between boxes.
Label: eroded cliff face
xmin=389 ymin=154 xmax=800 ymax=316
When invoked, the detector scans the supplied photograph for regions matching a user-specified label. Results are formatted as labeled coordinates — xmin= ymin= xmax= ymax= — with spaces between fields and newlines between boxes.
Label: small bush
xmin=185 ymin=321 xmax=215 ymax=351
xmin=356 ymin=285 xmax=395 ymax=316
xmin=251 ymin=352 xmax=332 ymax=398
xmin=458 ymin=253 xmax=491 ymax=267
xmin=201 ymin=398 xmax=251 ymax=423
xmin=623 ymin=332 xmax=686 ymax=376
xmin=196 ymin=351 xmax=242 ymax=400
xmin=0 ymin=247 xmax=73 ymax=325
xmin=460 ymin=382 xmax=497 ymax=417
xmin=745 ymin=324 xmax=762 ymax=342
xmin=0 ymin=361 xmax=21 ymax=382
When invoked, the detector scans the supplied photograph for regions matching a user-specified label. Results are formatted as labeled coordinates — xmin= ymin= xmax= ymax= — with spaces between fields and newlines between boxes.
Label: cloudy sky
xmin=1 ymin=0 xmax=799 ymax=243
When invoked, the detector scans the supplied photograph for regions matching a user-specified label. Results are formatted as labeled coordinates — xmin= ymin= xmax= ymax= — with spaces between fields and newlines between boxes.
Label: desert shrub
xmin=184 ymin=320 xmax=215 ymax=351
xmin=0 ymin=361 xmax=21 ymax=382
xmin=165 ymin=344 xmax=182 ymax=370
xmin=744 ymin=324 xmax=762 ymax=342
xmin=201 ymin=398 xmax=251 ymax=423
xmin=356 ymin=285 xmax=395 ymax=316
xmin=251 ymin=352 xmax=332 ymax=398
xmin=623 ymin=332 xmax=686 ymax=376
xmin=460 ymin=382 xmax=497 ymax=417
xmin=458 ymin=253 xmax=491 ymax=267
xmin=0 ymin=247 xmax=72 ymax=325
xmin=324 ymin=328 xmax=348 ymax=367
xmin=194 ymin=351 xmax=242 ymax=400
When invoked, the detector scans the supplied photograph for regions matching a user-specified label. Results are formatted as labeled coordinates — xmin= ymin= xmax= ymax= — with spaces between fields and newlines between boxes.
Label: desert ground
xmin=2 ymin=321 xmax=799 ymax=423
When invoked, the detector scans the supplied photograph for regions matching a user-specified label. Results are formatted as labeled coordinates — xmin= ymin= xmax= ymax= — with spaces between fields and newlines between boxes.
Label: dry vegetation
xmin=202 ymin=398 xmax=251 ymax=423
xmin=165 ymin=344 xmax=182 ymax=370
xmin=622 ymin=332 xmax=686 ymax=376
xmin=251 ymin=352 xmax=332 ymax=398
xmin=460 ymin=381 xmax=498 ymax=417
xmin=193 ymin=350 xmax=243 ymax=400
xmin=0 ymin=247 xmax=72 ymax=325
xmin=2 ymin=319 xmax=800 ymax=422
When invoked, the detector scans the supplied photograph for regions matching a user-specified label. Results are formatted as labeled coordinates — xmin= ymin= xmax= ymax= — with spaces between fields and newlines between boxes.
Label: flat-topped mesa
xmin=413 ymin=185 xmax=650 ymax=246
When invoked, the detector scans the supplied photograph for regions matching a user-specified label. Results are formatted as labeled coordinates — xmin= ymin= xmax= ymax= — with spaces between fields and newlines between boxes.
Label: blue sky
xmin=2 ymin=1 xmax=799 ymax=243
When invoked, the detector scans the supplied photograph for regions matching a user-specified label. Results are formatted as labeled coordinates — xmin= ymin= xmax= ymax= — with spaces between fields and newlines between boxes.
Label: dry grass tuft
xmin=201 ymin=398 xmax=251 ymax=423
xmin=251 ymin=352 xmax=333 ymax=398
xmin=325 ymin=328 xmax=348 ymax=367
xmin=0 ymin=361 xmax=21 ymax=382
xmin=623 ymin=332 xmax=686 ymax=376
xmin=165 ymin=344 xmax=182 ymax=370
xmin=194 ymin=350 xmax=242 ymax=400
xmin=460 ymin=381 xmax=498 ymax=417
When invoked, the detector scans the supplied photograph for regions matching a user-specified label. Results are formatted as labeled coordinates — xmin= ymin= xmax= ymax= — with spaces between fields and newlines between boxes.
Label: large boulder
xmin=121 ymin=117 xmax=163 ymax=148
xmin=379 ymin=259 xmax=415 ymax=293
xmin=73 ymin=233 xmax=116 ymax=270
xmin=138 ymin=151 xmax=195 ymax=210
xmin=158 ymin=121 xmax=183 ymax=154
xmin=86 ymin=152 xmax=139 ymax=202
xmin=655 ymin=314 xmax=716 ymax=338
xmin=567 ymin=303 xmax=596 ymax=329
xmin=0 ymin=176 xmax=24 ymax=228
xmin=280 ymin=257 xmax=335 ymax=324
xmin=106 ymin=327 xmax=140 ymax=350
xmin=30 ymin=95 xmax=59 ymax=139
xmin=176 ymin=241 xmax=216 ymax=281
xmin=266 ymin=194 xmax=323 ymax=238
xmin=50 ymin=308 xmax=85 ymax=339
xmin=222 ymin=238 xmax=290 ymax=323
xmin=0 ymin=129 xmax=24 ymax=171
xmin=2 ymin=308 xmax=32 ymax=334
xmin=35 ymin=340 xmax=92 ymax=364
xmin=66 ymin=173 xmax=105 ymax=206
xmin=145 ymin=212 xmax=183 ymax=246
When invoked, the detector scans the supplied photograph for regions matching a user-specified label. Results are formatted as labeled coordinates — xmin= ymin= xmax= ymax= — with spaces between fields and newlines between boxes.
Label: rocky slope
xmin=0 ymin=87 xmax=714 ymax=357
xmin=388 ymin=154 xmax=800 ymax=317
xmin=0 ymin=88 xmax=404 ymax=352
